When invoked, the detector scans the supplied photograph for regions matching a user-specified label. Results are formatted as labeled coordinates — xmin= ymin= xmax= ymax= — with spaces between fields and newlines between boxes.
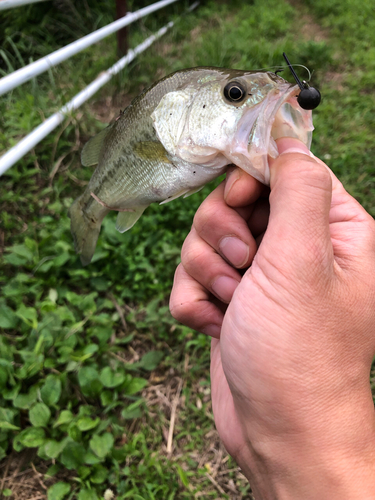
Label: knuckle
xmin=193 ymin=198 xmax=222 ymax=235
xmin=181 ymin=238 xmax=207 ymax=273
xmin=299 ymin=159 xmax=332 ymax=189
xmin=169 ymin=297 xmax=190 ymax=323
xmin=282 ymin=155 xmax=331 ymax=186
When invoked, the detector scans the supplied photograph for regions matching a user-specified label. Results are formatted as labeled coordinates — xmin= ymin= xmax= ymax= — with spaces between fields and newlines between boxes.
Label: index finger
xmin=224 ymin=166 xmax=266 ymax=207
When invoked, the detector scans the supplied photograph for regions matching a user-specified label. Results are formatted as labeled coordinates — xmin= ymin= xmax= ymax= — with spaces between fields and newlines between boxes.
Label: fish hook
xmin=282 ymin=52 xmax=321 ymax=110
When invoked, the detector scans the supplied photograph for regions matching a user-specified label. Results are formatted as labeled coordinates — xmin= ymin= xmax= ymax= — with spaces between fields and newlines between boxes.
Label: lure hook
xmin=282 ymin=52 xmax=321 ymax=110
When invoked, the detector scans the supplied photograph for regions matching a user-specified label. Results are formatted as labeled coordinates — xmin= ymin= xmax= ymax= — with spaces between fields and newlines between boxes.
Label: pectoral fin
xmin=183 ymin=186 xmax=204 ymax=198
xmin=160 ymin=186 xmax=204 ymax=205
xmin=81 ymin=125 xmax=112 ymax=167
xmin=115 ymin=206 xmax=148 ymax=233
xmin=159 ymin=188 xmax=190 ymax=205
xmin=133 ymin=141 xmax=172 ymax=163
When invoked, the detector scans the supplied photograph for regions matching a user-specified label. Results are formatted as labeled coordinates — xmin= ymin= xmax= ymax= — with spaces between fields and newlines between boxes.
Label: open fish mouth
xmin=228 ymin=83 xmax=314 ymax=185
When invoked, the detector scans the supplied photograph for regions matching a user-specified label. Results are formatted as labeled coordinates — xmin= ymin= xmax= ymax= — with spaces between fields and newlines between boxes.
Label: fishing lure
xmin=283 ymin=52 xmax=321 ymax=110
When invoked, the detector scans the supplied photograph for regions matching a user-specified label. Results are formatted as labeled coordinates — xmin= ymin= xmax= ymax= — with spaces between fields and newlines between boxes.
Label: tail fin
xmin=68 ymin=196 xmax=101 ymax=266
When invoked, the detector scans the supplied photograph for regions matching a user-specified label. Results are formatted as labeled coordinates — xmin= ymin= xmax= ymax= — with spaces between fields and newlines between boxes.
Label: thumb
xmin=264 ymin=138 xmax=333 ymax=273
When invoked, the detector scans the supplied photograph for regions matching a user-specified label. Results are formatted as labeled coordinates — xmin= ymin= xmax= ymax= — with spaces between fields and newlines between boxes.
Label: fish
xmin=69 ymin=67 xmax=314 ymax=265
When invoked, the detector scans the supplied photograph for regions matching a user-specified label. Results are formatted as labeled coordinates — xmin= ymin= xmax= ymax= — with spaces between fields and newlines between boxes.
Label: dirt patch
xmin=0 ymin=450 xmax=74 ymax=500
xmin=299 ymin=14 xmax=328 ymax=42
xmin=142 ymin=368 xmax=254 ymax=499
xmin=323 ymin=70 xmax=347 ymax=91
xmin=91 ymin=93 xmax=133 ymax=124
xmin=287 ymin=0 xmax=328 ymax=42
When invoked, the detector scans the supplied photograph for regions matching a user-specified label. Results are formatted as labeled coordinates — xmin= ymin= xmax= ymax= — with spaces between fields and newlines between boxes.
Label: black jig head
xmin=282 ymin=52 xmax=321 ymax=110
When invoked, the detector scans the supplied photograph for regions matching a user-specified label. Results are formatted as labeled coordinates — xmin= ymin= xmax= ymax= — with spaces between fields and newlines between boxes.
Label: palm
xmin=210 ymin=338 xmax=247 ymax=459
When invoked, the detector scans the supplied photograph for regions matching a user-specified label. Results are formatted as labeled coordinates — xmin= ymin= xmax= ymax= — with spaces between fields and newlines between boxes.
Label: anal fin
xmin=116 ymin=205 xmax=148 ymax=233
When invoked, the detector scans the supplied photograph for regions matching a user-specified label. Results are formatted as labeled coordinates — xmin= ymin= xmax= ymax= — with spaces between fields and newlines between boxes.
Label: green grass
xmin=0 ymin=0 xmax=374 ymax=498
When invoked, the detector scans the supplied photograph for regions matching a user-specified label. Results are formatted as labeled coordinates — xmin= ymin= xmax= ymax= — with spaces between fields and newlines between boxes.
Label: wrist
xmin=235 ymin=393 xmax=375 ymax=499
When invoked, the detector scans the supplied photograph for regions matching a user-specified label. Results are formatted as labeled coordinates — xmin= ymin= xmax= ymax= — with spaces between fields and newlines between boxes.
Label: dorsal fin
xmin=81 ymin=125 xmax=112 ymax=167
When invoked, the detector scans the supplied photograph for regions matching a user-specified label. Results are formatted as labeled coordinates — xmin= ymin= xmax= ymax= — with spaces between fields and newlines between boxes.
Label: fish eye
xmin=224 ymin=81 xmax=247 ymax=103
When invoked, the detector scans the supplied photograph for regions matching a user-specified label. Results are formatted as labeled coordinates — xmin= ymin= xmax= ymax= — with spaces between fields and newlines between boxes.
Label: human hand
xmin=170 ymin=138 xmax=375 ymax=499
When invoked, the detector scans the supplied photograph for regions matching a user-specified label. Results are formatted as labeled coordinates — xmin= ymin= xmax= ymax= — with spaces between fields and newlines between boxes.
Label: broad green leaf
xmin=15 ymin=304 xmax=38 ymax=328
xmin=114 ymin=333 xmax=134 ymax=345
xmin=44 ymin=439 xmax=68 ymax=459
xmin=0 ymin=303 xmax=17 ymax=329
xmin=82 ymin=344 xmax=99 ymax=357
xmin=90 ymin=277 xmax=109 ymax=291
xmin=0 ymin=421 xmax=20 ymax=430
xmin=53 ymin=410 xmax=73 ymax=428
xmin=65 ymin=291 xmax=82 ymax=306
xmin=76 ymin=417 xmax=100 ymax=431
xmin=77 ymin=405 xmax=93 ymax=417
xmin=68 ymin=423 xmax=81 ymax=442
xmin=77 ymin=466 xmax=91 ymax=479
xmin=18 ymin=427 xmax=45 ymax=448
xmin=123 ymin=377 xmax=148 ymax=395
xmin=0 ymin=366 xmax=8 ymax=389
xmin=77 ymin=490 xmax=99 ymax=500
xmin=2 ymin=489 xmax=12 ymax=497
xmin=45 ymin=464 xmax=60 ymax=477
xmin=7 ymin=243 xmax=34 ymax=261
xmin=90 ymin=249 xmax=109 ymax=264
xmin=47 ymin=482 xmax=71 ymax=500
xmin=78 ymin=366 xmax=103 ymax=397
xmin=60 ymin=441 xmax=86 ymax=470
xmin=16 ymin=353 xmax=44 ymax=379
xmin=100 ymin=367 xmax=125 ymax=388
xmin=41 ymin=375 xmax=61 ymax=405
xmin=84 ymin=450 xmax=103 ymax=465
xmin=2 ymin=384 xmax=20 ymax=401
xmin=138 ymin=350 xmax=164 ymax=371
xmin=89 ymin=433 xmax=114 ymax=458
xmin=89 ymin=326 xmax=112 ymax=344
xmin=0 ymin=407 xmax=16 ymax=424
xmin=121 ymin=400 xmax=143 ymax=420
xmin=3 ymin=253 xmax=27 ymax=266
xmin=100 ymin=390 xmax=115 ymax=406
xmin=13 ymin=386 xmax=38 ymax=409
xmin=90 ymin=465 xmax=108 ymax=484
xmin=29 ymin=403 xmax=51 ymax=427
xmin=53 ymin=253 xmax=70 ymax=267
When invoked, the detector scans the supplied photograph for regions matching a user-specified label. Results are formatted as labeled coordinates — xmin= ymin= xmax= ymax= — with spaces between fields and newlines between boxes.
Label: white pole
xmin=0 ymin=22 xmax=177 ymax=176
xmin=0 ymin=0 xmax=179 ymax=96
xmin=0 ymin=0 xmax=48 ymax=10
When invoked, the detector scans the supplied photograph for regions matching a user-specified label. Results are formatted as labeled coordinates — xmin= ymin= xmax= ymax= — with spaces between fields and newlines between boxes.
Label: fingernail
xmin=219 ymin=237 xmax=249 ymax=268
xmin=203 ymin=324 xmax=221 ymax=338
xmin=212 ymin=276 xmax=239 ymax=303
xmin=224 ymin=168 xmax=240 ymax=200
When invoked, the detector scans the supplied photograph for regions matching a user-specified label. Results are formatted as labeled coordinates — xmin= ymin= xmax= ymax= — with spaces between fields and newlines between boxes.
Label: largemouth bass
xmin=69 ymin=67 xmax=314 ymax=265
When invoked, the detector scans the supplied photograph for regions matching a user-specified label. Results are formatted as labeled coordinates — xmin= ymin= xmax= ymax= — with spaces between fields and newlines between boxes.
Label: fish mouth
xmin=228 ymin=83 xmax=314 ymax=185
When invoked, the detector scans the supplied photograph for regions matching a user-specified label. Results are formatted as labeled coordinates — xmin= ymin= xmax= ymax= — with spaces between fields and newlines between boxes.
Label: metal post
xmin=116 ymin=0 xmax=128 ymax=55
